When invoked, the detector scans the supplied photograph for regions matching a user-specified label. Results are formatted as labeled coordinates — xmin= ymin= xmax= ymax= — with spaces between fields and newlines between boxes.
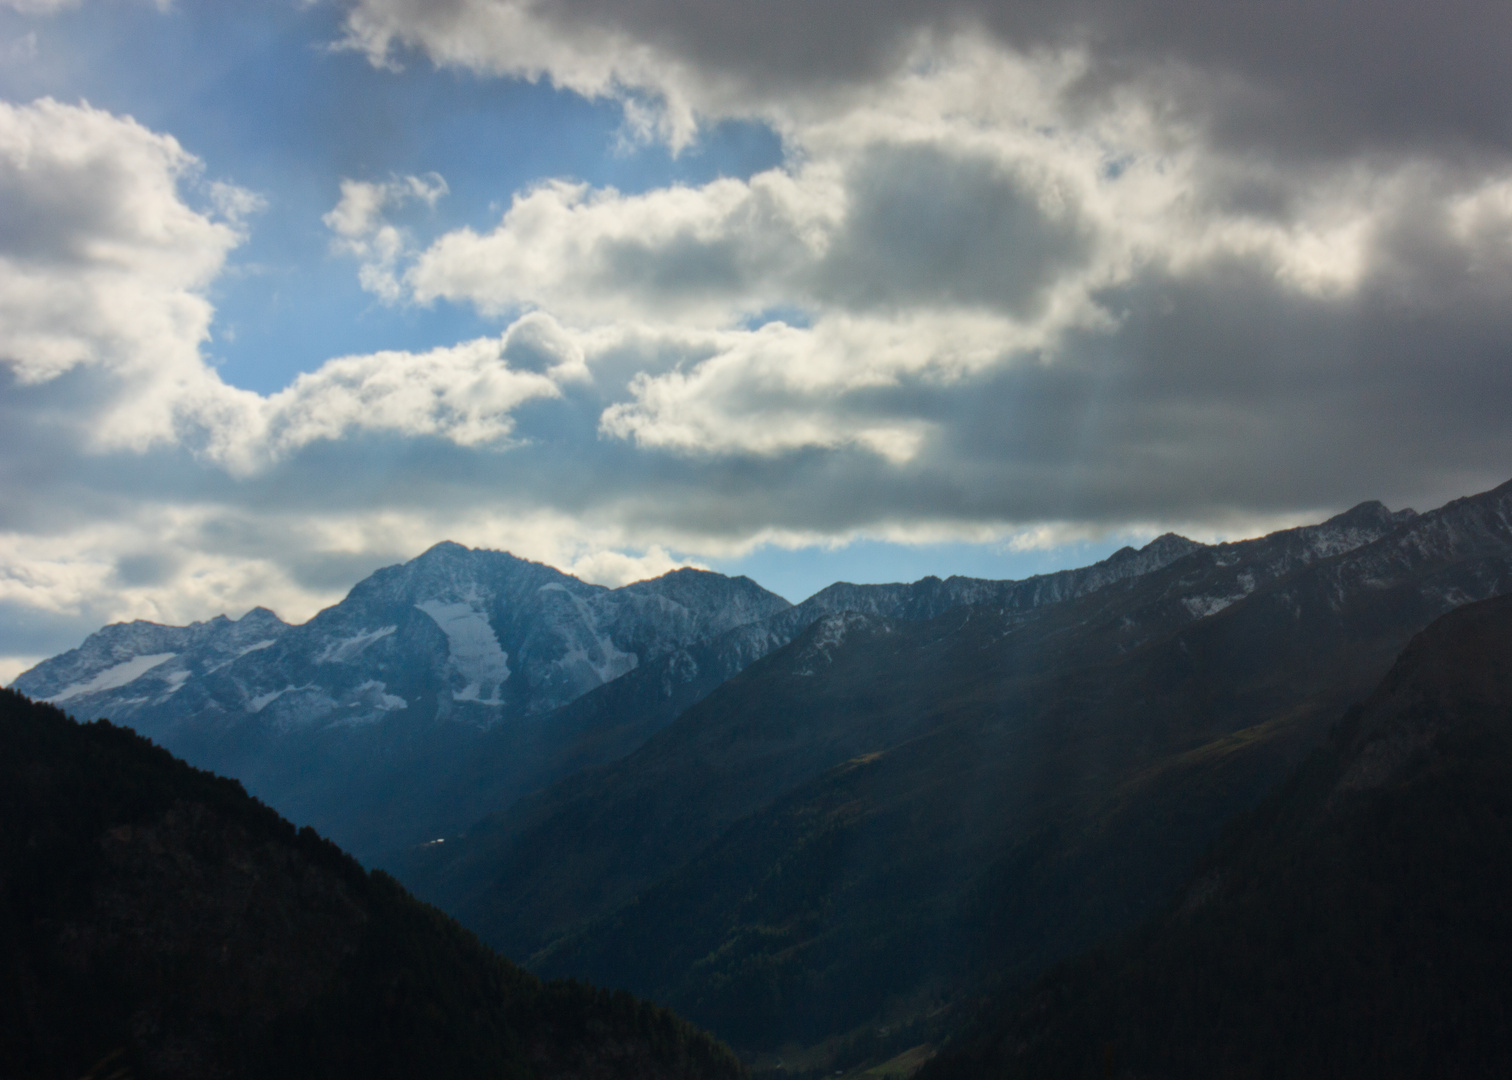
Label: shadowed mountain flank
xmin=401 ymin=485 xmax=1512 ymax=1051
xmin=0 ymin=689 xmax=744 ymax=1080
xmin=10 ymin=534 xmax=1201 ymax=864
xmin=924 ymin=591 xmax=1512 ymax=1080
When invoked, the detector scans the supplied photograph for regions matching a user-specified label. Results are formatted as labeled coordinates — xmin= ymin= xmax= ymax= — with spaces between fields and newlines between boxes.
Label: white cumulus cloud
xmin=0 ymin=101 xmax=564 ymax=469
xmin=0 ymin=98 xmax=244 ymax=449
xmin=374 ymin=37 xmax=1512 ymax=468
xmin=324 ymin=172 xmax=448 ymax=301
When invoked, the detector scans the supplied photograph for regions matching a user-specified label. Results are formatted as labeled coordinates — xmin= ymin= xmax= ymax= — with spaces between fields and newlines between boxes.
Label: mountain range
xmin=14 ymin=477 xmax=1512 ymax=1067
xmin=10 ymin=532 xmax=1199 ymax=862
xmin=402 ymin=486 xmax=1512 ymax=1055
xmin=13 ymin=546 xmax=789 ymax=859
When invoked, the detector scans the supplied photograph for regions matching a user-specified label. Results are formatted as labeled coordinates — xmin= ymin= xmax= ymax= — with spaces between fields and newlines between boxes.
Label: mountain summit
xmin=12 ymin=547 xmax=790 ymax=858
xmin=17 ymin=544 xmax=789 ymax=730
xmin=404 ymin=482 xmax=1508 ymax=1054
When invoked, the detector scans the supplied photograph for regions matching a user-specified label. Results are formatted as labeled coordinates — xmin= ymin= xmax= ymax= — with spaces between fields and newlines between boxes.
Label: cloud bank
xmin=6 ymin=0 xmax=1512 ymax=673
xmin=332 ymin=12 xmax=1512 ymax=500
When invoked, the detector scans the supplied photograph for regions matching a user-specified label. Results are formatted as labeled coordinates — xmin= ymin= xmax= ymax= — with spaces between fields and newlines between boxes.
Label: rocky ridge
xmin=14 ymin=544 xmax=790 ymax=735
xmin=401 ymin=486 xmax=1512 ymax=1055
xmin=8 ymin=533 xmax=1210 ymax=860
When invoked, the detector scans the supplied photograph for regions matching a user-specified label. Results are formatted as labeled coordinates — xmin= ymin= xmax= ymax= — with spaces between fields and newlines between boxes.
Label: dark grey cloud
xmin=813 ymin=144 xmax=1092 ymax=315
xmin=509 ymin=0 xmax=1512 ymax=159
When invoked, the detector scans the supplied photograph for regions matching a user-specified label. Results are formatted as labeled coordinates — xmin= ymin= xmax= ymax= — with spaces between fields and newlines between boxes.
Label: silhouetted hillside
xmin=0 ymin=688 xmax=745 ymax=1080
xmin=924 ymin=592 xmax=1512 ymax=1079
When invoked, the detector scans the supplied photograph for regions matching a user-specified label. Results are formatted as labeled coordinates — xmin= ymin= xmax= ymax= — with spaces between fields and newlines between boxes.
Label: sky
xmin=2 ymin=0 xmax=1512 ymax=681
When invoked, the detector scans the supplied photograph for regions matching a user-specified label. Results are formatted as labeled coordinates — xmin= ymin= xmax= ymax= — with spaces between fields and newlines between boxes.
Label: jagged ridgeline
xmin=8 ymin=537 xmax=1200 ymax=864
xmin=16 ymin=478 xmax=1512 ymax=1066
xmin=923 ymin=593 xmax=1512 ymax=1079
xmin=411 ymin=485 xmax=1512 ymax=1053
xmin=0 ymin=689 xmax=745 ymax=1080
xmin=8 ymin=549 xmax=796 ymax=862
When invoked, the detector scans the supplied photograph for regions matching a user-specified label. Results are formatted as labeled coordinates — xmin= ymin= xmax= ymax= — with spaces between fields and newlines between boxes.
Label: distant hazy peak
xmin=617 ymin=565 xmax=790 ymax=605
xmin=1320 ymin=499 xmax=1418 ymax=530
xmin=11 ymin=606 xmax=293 ymax=702
xmin=1101 ymin=531 xmax=1205 ymax=570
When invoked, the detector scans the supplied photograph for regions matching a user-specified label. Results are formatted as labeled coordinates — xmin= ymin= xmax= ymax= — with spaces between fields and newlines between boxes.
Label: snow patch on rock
xmin=324 ymin=680 xmax=410 ymax=727
xmin=355 ymin=680 xmax=407 ymax=712
xmin=49 ymin=653 xmax=177 ymax=704
xmin=249 ymin=685 xmax=298 ymax=713
xmin=1182 ymin=595 xmax=1243 ymax=619
xmin=538 ymin=582 xmax=638 ymax=688
xmin=318 ymin=626 xmax=396 ymax=665
xmin=207 ymin=637 xmax=278 ymax=673
xmin=795 ymin=613 xmax=879 ymax=676
xmin=417 ymin=599 xmax=511 ymax=704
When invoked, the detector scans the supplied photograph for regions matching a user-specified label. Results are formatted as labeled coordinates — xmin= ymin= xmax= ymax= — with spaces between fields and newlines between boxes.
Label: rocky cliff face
xmin=529 ymin=529 xmax=1215 ymax=763
xmin=586 ymin=500 xmax=1414 ymax=731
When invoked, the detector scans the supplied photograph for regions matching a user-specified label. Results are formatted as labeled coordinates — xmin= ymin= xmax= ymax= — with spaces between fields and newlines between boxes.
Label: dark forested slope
xmin=0 ymin=689 xmax=744 ymax=1080
xmin=925 ymin=592 xmax=1512 ymax=1080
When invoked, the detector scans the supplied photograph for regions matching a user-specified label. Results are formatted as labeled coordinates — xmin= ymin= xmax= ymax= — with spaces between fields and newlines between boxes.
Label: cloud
xmin=0 ymin=0 xmax=80 ymax=11
xmin=0 ymin=98 xmax=242 ymax=450
xmin=0 ymin=100 xmax=687 ymax=664
xmin=338 ymin=0 xmax=1512 ymax=163
xmin=324 ymin=172 xmax=448 ymax=301
xmin=406 ymin=170 xmax=836 ymax=323
xmin=380 ymin=36 xmax=1512 ymax=477
xmin=203 ymin=336 xmax=564 ymax=474
xmin=499 ymin=311 xmax=591 ymax=382
xmin=401 ymin=125 xmax=1094 ymax=330
xmin=324 ymin=174 xmax=448 ymax=241
xmin=338 ymin=0 xmax=709 ymax=147
xmin=564 ymin=545 xmax=703 ymax=588
xmin=0 ymin=101 xmax=564 ymax=473
xmin=596 ymin=315 xmax=1010 ymax=462
xmin=9 ymin=6 xmax=1512 ymax=674
xmin=1 ymin=0 xmax=169 ymax=13
xmin=318 ymin=0 xmax=1512 ymax=510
